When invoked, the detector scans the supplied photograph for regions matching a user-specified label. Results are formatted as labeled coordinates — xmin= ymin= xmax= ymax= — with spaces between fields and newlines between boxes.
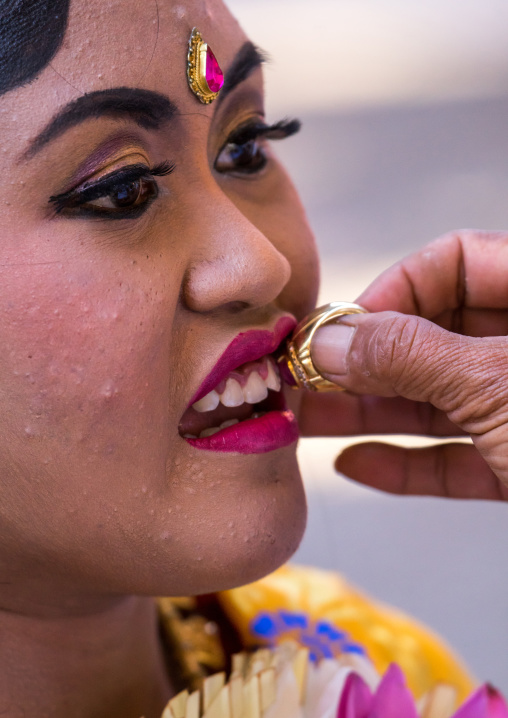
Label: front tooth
xmin=243 ymin=372 xmax=269 ymax=404
xmin=219 ymin=419 xmax=240 ymax=429
xmin=192 ymin=390 xmax=220 ymax=413
xmin=199 ymin=426 xmax=221 ymax=438
xmin=265 ymin=361 xmax=281 ymax=392
xmin=219 ymin=378 xmax=244 ymax=407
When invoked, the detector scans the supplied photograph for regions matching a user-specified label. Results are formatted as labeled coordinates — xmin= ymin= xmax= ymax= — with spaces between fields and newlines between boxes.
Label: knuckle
xmin=353 ymin=313 xmax=508 ymax=430
xmin=446 ymin=342 xmax=508 ymax=430
xmin=363 ymin=314 xmax=427 ymax=391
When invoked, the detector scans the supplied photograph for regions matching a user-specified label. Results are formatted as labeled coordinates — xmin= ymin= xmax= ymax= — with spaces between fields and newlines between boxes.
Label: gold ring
xmin=279 ymin=302 xmax=368 ymax=391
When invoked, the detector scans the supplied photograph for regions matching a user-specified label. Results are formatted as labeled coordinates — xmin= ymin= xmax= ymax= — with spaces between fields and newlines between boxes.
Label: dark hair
xmin=0 ymin=0 xmax=70 ymax=96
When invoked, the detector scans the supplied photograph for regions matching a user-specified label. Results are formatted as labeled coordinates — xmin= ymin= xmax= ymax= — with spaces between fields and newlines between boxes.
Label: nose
xmin=182 ymin=190 xmax=292 ymax=314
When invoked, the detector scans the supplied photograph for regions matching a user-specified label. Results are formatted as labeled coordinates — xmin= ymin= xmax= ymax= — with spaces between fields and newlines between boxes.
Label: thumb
xmin=311 ymin=311 xmax=508 ymax=429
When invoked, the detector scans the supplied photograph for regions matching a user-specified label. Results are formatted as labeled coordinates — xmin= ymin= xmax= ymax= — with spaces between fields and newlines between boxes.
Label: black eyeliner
xmin=49 ymin=160 xmax=175 ymax=217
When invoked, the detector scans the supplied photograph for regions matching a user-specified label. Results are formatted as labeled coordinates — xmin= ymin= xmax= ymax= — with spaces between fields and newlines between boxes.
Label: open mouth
xmin=178 ymin=317 xmax=299 ymax=454
xmin=179 ymin=356 xmax=284 ymax=439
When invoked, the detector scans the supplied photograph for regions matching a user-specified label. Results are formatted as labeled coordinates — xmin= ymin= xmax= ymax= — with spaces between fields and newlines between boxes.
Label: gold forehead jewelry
xmin=187 ymin=27 xmax=224 ymax=104
xmin=279 ymin=302 xmax=368 ymax=392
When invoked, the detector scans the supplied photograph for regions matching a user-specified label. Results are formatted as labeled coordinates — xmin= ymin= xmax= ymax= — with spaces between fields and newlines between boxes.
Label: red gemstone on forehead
xmin=205 ymin=45 xmax=224 ymax=93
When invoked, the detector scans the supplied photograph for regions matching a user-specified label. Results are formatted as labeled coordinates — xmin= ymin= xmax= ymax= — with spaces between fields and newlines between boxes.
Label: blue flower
xmin=251 ymin=610 xmax=367 ymax=662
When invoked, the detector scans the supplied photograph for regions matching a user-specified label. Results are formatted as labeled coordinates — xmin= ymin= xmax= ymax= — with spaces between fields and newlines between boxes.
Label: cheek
xmin=0 ymin=261 xmax=177 ymax=468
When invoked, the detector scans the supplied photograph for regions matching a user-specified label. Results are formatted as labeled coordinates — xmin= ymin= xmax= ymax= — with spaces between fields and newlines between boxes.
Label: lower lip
xmin=184 ymin=410 xmax=299 ymax=454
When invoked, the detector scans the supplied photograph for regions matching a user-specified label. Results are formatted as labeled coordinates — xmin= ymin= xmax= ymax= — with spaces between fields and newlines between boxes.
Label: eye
xmin=215 ymin=138 xmax=267 ymax=175
xmin=215 ymin=118 xmax=301 ymax=176
xmin=49 ymin=161 xmax=175 ymax=220
xmin=85 ymin=175 xmax=158 ymax=211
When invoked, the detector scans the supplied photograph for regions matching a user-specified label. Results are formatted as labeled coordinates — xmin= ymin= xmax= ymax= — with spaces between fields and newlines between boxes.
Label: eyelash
xmin=227 ymin=118 xmax=301 ymax=146
xmin=214 ymin=118 xmax=301 ymax=176
xmin=48 ymin=117 xmax=301 ymax=220
xmin=49 ymin=161 xmax=175 ymax=220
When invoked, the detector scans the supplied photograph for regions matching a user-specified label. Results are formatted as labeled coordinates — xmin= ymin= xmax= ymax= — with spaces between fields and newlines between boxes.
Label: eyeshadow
xmin=64 ymin=133 xmax=149 ymax=189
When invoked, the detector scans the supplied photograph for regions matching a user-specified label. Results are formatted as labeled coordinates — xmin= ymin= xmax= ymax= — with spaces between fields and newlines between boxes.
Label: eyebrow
xmin=216 ymin=41 xmax=266 ymax=107
xmin=23 ymin=41 xmax=266 ymax=161
xmin=23 ymin=87 xmax=176 ymax=159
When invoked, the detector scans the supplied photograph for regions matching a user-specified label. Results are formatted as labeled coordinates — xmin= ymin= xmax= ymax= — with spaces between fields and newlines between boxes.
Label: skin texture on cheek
xmin=0 ymin=251 xmax=172 ymax=575
xmin=0 ymin=260 xmax=169 ymax=449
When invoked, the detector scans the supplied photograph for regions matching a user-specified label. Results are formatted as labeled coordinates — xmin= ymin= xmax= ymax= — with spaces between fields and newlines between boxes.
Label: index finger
xmin=357 ymin=230 xmax=508 ymax=318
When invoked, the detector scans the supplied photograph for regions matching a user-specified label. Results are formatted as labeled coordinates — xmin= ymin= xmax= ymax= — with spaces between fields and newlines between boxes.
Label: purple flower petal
xmin=370 ymin=664 xmax=419 ymax=718
xmin=453 ymin=684 xmax=508 ymax=718
xmin=486 ymin=685 xmax=508 ymax=718
xmin=336 ymin=672 xmax=373 ymax=718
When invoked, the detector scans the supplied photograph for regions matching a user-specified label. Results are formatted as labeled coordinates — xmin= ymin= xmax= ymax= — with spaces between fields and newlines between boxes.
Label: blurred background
xmin=227 ymin=0 xmax=508 ymax=692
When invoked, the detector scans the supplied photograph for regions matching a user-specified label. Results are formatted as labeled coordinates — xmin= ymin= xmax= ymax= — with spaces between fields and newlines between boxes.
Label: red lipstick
xmin=182 ymin=316 xmax=299 ymax=454
xmin=188 ymin=316 xmax=296 ymax=406
xmin=185 ymin=410 xmax=298 ymax=454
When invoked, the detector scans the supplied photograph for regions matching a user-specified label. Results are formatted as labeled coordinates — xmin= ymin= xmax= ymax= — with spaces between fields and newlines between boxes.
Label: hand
xmin=299 ymin=230 xmax=508 ymax=501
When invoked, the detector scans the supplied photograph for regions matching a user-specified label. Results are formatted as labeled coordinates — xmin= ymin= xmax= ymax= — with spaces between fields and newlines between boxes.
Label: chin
xmin=233 ymin=513 xmax=307 ymax=589
xmin=195 ymin=459 xmax=308 ymax=595
xmin=119 ymin=450 xmax=308 ymax=598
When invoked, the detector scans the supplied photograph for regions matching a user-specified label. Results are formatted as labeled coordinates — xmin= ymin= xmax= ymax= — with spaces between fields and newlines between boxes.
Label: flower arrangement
xmin=162 ymin=643 xmax=508 ymax=718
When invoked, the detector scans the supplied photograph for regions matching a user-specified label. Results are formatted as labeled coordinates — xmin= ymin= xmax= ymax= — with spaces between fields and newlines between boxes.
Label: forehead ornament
xmin=187 ymin=28 xmax=224 ymax=104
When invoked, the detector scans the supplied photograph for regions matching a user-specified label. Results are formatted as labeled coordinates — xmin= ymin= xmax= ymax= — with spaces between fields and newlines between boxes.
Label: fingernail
xmin=312 ymin=323 xmax=356 ymax=376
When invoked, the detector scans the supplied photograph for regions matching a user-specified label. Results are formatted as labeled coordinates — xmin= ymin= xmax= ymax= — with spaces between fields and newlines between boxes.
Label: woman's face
xmin=0 ymin=0 xmax=319 ymax=604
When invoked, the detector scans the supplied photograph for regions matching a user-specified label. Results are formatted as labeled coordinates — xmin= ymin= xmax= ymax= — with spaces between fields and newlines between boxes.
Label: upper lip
xmin=187 ymin=315 xmax=297 ymax=407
